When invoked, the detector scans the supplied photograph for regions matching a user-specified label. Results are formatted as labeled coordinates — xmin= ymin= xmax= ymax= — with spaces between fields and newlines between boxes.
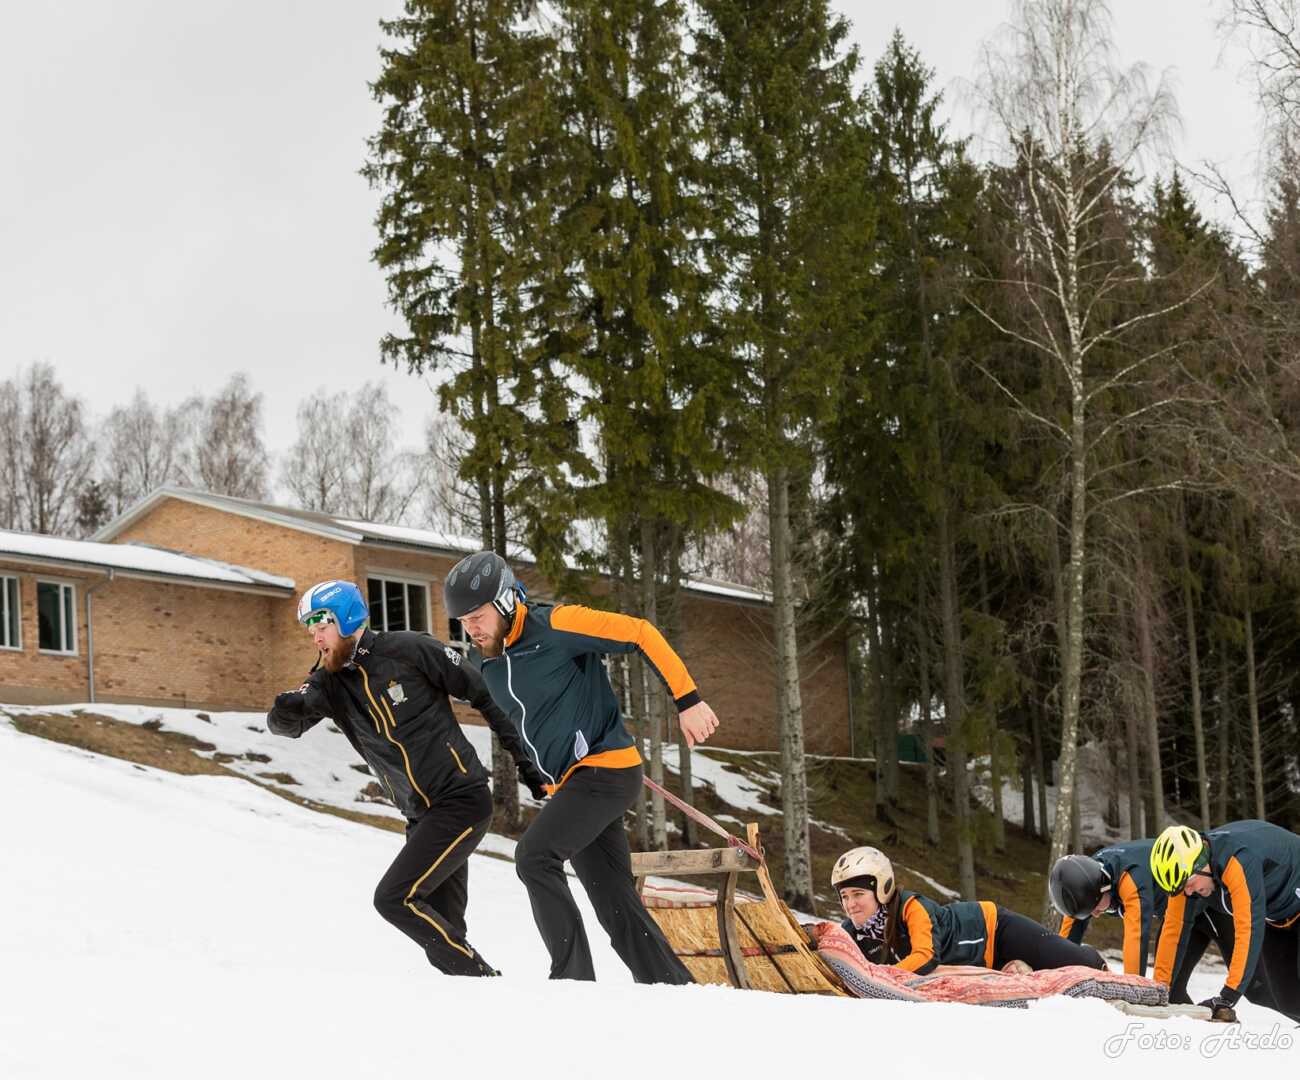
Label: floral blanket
xmin=811 ymin=922 xmax=1168 ymax=1009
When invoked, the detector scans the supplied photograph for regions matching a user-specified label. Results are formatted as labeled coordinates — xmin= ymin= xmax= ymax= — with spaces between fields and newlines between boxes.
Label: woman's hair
xmin=879 ymin=892 xmax=905 ymax=964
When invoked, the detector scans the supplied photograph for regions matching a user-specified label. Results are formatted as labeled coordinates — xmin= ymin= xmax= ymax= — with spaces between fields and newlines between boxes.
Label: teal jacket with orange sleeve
xmin=477 ymin=600 xmax=700 ymax=793
xmin=1059 ymin=839 xmax=1165 ymax=975
xmin=843 ymin=891 xmax=1000 ymax=974
xmin=1153 ymin=820 xmax=1300 ymax=1004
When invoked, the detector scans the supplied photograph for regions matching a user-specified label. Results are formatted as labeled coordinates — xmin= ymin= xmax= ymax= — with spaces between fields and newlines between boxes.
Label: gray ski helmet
xmin=1048 ymin=854 xmax=1111 ymax=919
xmin=444 ymin=551 xmax=518 ymax=622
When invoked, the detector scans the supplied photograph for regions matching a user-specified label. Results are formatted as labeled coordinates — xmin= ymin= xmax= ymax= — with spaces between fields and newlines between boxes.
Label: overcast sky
xmin=1 ymin=0 xmax=1266 ymax=468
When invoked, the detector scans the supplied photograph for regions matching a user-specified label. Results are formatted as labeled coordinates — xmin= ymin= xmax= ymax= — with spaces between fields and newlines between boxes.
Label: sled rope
xmin=641 ymin=774 xmax=764 ymax=863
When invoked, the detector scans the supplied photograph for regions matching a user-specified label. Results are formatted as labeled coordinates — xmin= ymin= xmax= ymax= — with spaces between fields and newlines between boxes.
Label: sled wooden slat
xmin=631 ymin=824 xmax=848 ymax=996
xmin=630 ymin=847 xmax=758 ymax=876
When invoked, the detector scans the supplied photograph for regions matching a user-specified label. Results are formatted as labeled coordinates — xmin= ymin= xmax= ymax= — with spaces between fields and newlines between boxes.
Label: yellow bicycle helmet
xmin=1150 ymin=824 xmax=1207 ymax=894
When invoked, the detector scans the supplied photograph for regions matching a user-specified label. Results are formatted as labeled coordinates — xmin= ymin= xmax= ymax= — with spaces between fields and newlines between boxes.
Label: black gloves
xmin=516 ymin=760 xmax=549 ymax=801
xmin=1197 ymin=995 xmax=1239 ymax=1023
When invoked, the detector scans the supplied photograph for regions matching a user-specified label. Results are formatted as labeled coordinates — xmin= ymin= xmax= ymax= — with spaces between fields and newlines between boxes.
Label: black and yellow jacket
xmin=1059 ymin=839 xmax=1166 ymax=975
xmin=478 ymin=600 xmax=700 ymax=793
xmin=268 ymin=628 xmax=527 ymax=820
xmin=843 ymin=890 xmax=999 ymax=974
xmin=1153 ymin=820 xmax=1300 ymax=1004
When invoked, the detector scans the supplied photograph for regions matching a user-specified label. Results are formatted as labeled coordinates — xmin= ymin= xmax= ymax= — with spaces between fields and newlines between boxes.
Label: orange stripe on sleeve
xmin=896 ymin=898 xmax=936 ymax=972
xmin=551 ymin=605 xmax=697 ymax=701
xmin=1117 ymin=872 xmax=1143 ymax=975
xmin=1221 ymin=856 xmax=1254 ymax=993
xmin=1154 ymin=892 xmax=1185 ymax=986
xmin=981 ymin=901 xmax=998 ymax=969
xmin=1058 ymin=915 xmax=1075 ymax=940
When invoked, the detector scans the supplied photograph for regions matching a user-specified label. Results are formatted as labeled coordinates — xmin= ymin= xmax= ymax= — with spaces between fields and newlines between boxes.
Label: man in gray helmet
xmin=444 ymin=550 xmax=719 ymax=983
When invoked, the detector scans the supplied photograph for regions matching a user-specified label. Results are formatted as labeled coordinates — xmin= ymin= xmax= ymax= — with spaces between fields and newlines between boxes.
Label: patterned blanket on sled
xmin=811 ymin=922 xmax=1168 ymax=1009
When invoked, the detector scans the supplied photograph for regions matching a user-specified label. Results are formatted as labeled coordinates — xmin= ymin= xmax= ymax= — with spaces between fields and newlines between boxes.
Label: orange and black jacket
xmin=1153 ymin=820 xmax=1300 ymax=1005
xmin=843 ymin=891 xmax=999 ymax=974
xmin=267 ymin=628 xmax=527 ymax=820
xmin=1059 ymin=839 xmax=1165 ymax=975
xmin=478 ymin=600 xmax=700 ymax=793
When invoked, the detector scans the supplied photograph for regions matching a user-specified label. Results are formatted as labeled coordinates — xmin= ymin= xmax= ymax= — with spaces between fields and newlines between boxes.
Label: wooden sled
xmin=631 ymin=823 xmax=848 ymax=996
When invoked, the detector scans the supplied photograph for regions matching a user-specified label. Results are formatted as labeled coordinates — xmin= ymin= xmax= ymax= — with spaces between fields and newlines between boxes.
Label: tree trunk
xmin=879 ymin=597 xmax=901 ymax=805
xmin=642 ymin=519 xmax=667 ymax=851
xmin=1179 ymin=502 xmax=1210 ymax=829
xmin=978 ymin=557 xmax=1005 ymax=852
xmin=867 ymin=573 xmax=894 ymax=824
xmin=665 ymin=534 xmax=697 ymax=848
xmin=937 ymin=492 xmax=976 ymax=900
xmin=1045 ymin=396 xmax=1086 ymax=925
xmin=768 ymin=462 xmax=813 ymax=909
xmin=1071 ymin=775 xmax=1082 ymax=853
xmin=1216 ymin=636 xmax=1231 ymax=825
xmin=914 ymin=582 xmax=941 ymax=847
xmin=1243 ymin=605 xmax=1267 ymax=820
xmin=1133 ymin=568 xmax=1165 ymax=830
xmin=1032 ymin=696 xmax=1049 ymax=842
xmin=1022 ymin=730 xmax=1037 ymax=839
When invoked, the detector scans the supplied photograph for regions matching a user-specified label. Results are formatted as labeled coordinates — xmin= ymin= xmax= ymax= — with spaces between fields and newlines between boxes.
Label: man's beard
xmin=476 ymin=631 xmax=505 ymax=658
xmin=320 ymin=636 xmax=355 ymax=673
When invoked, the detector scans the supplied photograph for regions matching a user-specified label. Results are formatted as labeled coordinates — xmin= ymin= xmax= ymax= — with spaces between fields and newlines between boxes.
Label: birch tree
xmin=973 ymin=0 xmax=1192 ymax=900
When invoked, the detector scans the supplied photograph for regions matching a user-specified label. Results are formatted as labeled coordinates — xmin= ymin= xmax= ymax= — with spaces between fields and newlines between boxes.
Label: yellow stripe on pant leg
xmin=404 ymin=825 xmax=477 ymax=960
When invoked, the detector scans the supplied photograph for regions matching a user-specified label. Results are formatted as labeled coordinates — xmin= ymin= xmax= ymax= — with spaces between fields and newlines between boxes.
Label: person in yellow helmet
xmin=1150 ymin=820 xmax=1300 ymax=1022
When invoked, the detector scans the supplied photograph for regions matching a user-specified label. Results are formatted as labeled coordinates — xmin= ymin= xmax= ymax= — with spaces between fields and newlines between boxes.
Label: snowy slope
xmin=0 ymin=719 xmax=1295 ymax=1080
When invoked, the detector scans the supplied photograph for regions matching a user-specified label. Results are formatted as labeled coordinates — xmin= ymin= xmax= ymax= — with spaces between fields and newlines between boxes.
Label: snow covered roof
xmin=0 ymin=529 xmax=294 ymax=594
xmin=95 ymin=487 xmax=772 ymax=606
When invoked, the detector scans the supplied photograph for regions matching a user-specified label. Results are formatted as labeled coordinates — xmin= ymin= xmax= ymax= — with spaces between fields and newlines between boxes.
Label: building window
xmin=1 ymin=576 xmax=19 ymax=650
xmin=367 ymin=576 xmax=429 ymax=633
xmin=37 ymin=580 xmax=76 ymax=654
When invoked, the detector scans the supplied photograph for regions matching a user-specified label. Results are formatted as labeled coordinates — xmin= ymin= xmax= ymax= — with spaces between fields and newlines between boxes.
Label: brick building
xmin=1 ymin=487 xmax=852 ymax=754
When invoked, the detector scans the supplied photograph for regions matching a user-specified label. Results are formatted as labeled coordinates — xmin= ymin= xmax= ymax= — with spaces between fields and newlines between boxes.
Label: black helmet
xmin=444 ymin=551 xmax=518 ymax=621
xmin=1048 ymin=854 xmax=1111 ymax=919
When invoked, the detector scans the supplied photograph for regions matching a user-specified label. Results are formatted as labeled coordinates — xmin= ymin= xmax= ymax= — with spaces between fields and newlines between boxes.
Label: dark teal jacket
xmin=843 ymin=890 xmax=996 ymax=974
xmin=478 ymin=600 xmax=699 ymax=789
xmin=1154 ymin=820 xmax=1300 ymax=1003
xmin=1060 ymin=838 xmax=1166 ymax=975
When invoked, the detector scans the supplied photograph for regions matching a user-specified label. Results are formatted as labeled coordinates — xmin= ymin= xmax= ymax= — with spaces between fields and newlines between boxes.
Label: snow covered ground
xmin=1 ymin=711 xmax=1296 ymax=1079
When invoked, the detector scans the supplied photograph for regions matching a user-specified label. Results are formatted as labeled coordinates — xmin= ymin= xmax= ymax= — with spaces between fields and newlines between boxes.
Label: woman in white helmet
xmin=832 ymin=846 xmax=1106 ymax=975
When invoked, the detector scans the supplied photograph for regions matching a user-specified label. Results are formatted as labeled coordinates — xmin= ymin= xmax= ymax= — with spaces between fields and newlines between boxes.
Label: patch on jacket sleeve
xmin=444 ymin=645 xmax=462 ymax=666
xmin=387 ymin=681 xmax=406 ymax=705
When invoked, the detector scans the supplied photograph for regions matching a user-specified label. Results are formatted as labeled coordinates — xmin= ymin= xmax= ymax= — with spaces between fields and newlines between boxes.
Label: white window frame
xmin=366 ymin=574 xmax=431 ymax=634
xmin=36 ymin=578 xmax=78 ymax=656
xmin=0 ymin=574 xmax=20 ymax=651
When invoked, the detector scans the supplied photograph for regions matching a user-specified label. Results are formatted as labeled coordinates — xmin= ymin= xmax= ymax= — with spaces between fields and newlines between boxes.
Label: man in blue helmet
xmin=267 ymin=579 xmax=548 ymax=977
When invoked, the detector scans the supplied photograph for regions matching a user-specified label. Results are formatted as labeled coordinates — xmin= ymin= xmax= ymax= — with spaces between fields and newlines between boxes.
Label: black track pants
xmin=1170 ymin=911 xmax=1300 ymax=1021
xmin=514 ymin=764 xmax=693 ymax=984
xmin=993 ymin=908 xmax=1107 ymax=971
xmin=1253 ymin=924 xmax=1300 ymax=1022
xmin=1168 ymin=908 xmax=1232 ymax=1004
xmin=373 ymin=784 xmax=497 ymax=976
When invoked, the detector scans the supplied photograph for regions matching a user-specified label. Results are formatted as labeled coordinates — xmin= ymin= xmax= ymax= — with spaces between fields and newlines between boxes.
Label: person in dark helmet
xmin=1150 ymin=820 xmax=1300 ymax=1022
xmin=1049 ymin=841 xmax=1166 ymax=976
xmin=833 ymin=846 xmax=1106 ymax=974
xmin=445 ymin=550 xmax=718 ymax=983
xmin=267 ymin=579 xmax=549 ymax=977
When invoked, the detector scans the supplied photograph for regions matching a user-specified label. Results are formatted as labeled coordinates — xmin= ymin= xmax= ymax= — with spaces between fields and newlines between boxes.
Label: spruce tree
xmin=693 ymin=0 xmax=871 ymax=907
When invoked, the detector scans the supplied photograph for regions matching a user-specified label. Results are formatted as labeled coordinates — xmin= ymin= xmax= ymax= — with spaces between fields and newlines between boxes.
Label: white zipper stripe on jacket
xmin=505 ymin=649 xmax=555 ymax=784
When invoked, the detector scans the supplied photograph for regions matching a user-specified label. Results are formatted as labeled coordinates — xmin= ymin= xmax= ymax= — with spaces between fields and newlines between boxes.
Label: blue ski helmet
xmin=297 ymin=580 xmax=369 ymax=636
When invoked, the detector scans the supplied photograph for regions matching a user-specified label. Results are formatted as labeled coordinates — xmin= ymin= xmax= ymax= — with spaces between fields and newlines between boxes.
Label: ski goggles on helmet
xmin=300 ymin=609 xmax=336 ymax=630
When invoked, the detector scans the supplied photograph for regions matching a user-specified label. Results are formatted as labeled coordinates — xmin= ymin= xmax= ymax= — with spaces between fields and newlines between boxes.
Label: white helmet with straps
xmin=831 ymin=846 xmax=896 ymax=904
